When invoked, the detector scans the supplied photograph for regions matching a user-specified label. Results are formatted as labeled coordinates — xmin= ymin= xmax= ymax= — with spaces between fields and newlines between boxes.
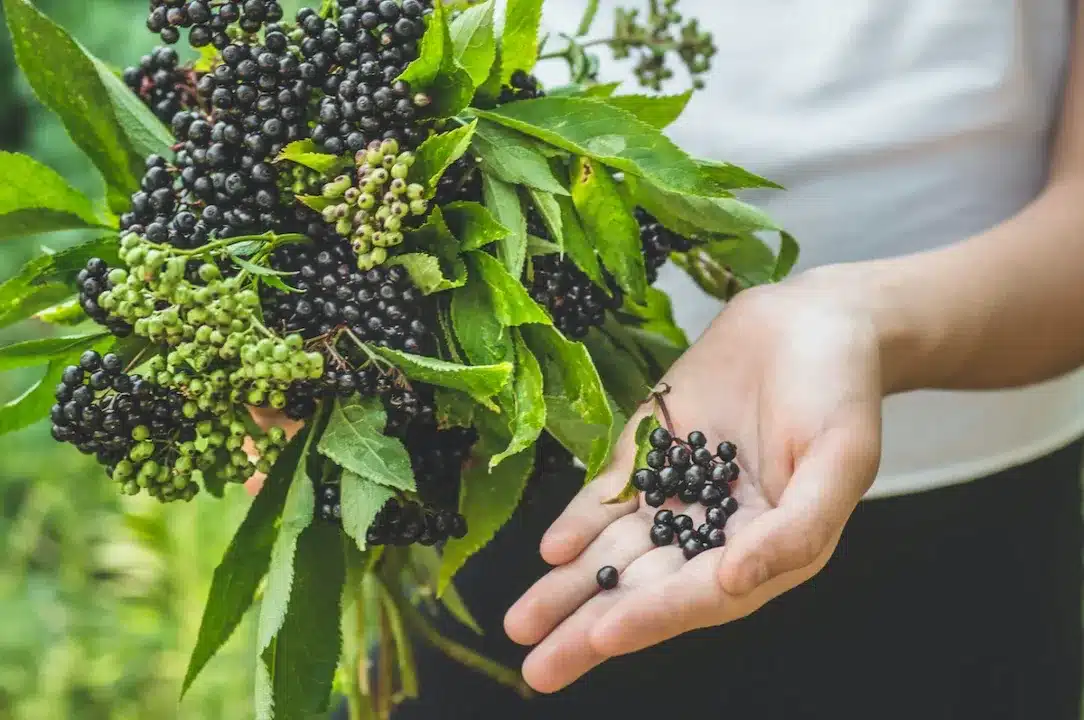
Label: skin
xmin=502 ymin=2 xmax=1084 ymax=695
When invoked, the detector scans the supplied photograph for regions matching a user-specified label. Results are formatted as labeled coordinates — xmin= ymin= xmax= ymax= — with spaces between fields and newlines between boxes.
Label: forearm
xmin=843 ymin=180 xmax=1084 ymax=394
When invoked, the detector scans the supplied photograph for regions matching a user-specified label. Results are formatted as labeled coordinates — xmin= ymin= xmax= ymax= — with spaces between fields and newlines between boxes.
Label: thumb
xmin=718 ymin=416 xmax=879 ymax=596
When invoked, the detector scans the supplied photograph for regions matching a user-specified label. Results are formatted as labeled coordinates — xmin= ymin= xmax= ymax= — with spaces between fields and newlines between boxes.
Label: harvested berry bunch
xmin=635 ymin=428 xmax=741 ymax=559
xmin=636 ymin=208 xmax=693 ymax=284
xmin=123 ymin=46 xmax=198 ymax=124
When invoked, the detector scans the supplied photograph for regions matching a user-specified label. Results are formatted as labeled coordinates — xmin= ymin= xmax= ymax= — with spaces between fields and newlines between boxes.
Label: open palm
xmin=504 ymin=273 xmax=886 ymax=693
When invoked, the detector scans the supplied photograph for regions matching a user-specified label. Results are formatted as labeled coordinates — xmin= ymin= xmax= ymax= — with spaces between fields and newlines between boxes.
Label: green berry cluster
xmin=319 ymin=139 xmax=429 ymax=270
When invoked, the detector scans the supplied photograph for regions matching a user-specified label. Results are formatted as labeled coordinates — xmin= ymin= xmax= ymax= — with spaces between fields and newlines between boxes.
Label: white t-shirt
xmin=539 ymin=0 xmax=1084 ymax=498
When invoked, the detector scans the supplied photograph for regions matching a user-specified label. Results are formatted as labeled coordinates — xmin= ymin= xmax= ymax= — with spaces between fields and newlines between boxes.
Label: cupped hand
xmin=504 ymin=267 xmax=887 ymax=693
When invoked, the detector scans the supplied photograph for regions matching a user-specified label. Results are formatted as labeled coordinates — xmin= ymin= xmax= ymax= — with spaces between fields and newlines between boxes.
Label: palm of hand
xmin=505 ymin=281 xmax=885 ymax=693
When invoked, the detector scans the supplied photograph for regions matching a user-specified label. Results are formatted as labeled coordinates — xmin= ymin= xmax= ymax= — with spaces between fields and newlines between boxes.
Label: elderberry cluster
xmin=77 ymin=258 xmax=133 ymax=337
xmin=307 ymin=0 xmax=431 ymax=154
xmin=367 ymin=497 xmax=468 ymax=546
xmin=636 ymin=208 xmax=692 ymax=284
xmin=497 ymin=70 xmax=545 ymax=104
xmin=147 ymin=0 xmax=284 ymax=48
xmin=433 ymin=154 xmax=482 ymax=205
xmin=123 ymin=46 xmax=198 ymax=124
xmin=530 ymin=253 xmax=623 ymax=339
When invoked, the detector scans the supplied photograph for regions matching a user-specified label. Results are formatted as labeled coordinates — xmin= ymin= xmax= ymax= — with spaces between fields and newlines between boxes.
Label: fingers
xmin=521 ymin=546 xmax=687 ymax=693
xmin=506 ymin=511 xmax=655 ymax=646
xmin=718 ymin=416 xmax=879 ymax=597
xmin=244 ymin=407 xmax=307 ymax=496
xmin=538 ymin=406 xmax=650 ymax=566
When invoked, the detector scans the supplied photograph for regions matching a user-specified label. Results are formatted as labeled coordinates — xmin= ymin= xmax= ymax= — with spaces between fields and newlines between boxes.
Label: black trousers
xmin=388 ymin=441 xmax=1083 ymax=720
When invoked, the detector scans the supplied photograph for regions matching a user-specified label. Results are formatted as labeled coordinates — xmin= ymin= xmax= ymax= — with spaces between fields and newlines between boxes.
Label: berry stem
xmin=651 ymin=382 xmax=678 ymax=439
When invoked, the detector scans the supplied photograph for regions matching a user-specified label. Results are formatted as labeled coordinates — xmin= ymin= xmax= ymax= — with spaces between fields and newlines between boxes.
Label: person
xmin=393 ymin=1 xmax=1084 ymax=718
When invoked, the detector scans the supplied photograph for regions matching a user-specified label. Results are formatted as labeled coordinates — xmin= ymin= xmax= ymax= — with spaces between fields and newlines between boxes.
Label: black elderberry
xmin=497 ymin=70 xmax=546 ymax=105
xmin=653 ymin=509 xmax=674 ymax=526
xmin=645 ymin=449 xmax=667 ymax=470
xmin=687 ymin=431 xmax=707 ymax=447
xmin=123 ymin=46 xmax=197 ymax=124
xmin=632 ymin=468 xmax=658 ymax=493
xmin=636 ymin=208 xmax=693 ymax=284
xmin=699 ymin=483 xmax=724 ymax=507
xmin=677 ymin=528 xmax=695 ymax=546
xmin=596 ymin=566 xmax=619 ymax=590
xmin=644 ymin=489 xmax=666 ymax=508
xmin=657 ymin=466 xmax=681 ymax=495
xmin=650 ymin=523 xmax=675 ymax=547
xmin=720 ymin=496 xmax=739 ymax=516
xmin=529 ymin=252 xmax=621 ymax=339
xmin=667 ymin=444 xmax=691 ymax=468
xmin=682 ymin=538 xmax=705 ymax=560
xmin=716 ymin=441 xmax=737 ymax=462
xmin=78 ymin=258 xmax=133 ymax=337
xmin=692 ymin=447 xmax=714 ymax=467
xmin=649 ymin=427 xmax=673 ymax=450
xmin=672 ymin=514 xmax=694 ymax=533
xmin=706 ymin=528 xmax=726 ymax=548
xmin=706 ymin=506 xmax=727 ymax=529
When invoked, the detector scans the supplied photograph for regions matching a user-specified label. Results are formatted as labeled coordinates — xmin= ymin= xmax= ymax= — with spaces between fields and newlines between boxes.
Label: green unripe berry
xmin=382 ymin=154 xmax=397 ymax=170
xmin=391 ymin=202 xmax=410 ymax=218
xmin=383 ymin=216 xmax=402 ymax=233
xmin=390 ymin=178 xmax=407 ymax=195
xmin=123 ymin=481 xmax=140 ymax=496
xmin=336 ymin=217 xmax=353 ymax=236
xmin=398 ymin=152 xmax=416 ymax=167
xmin=247 ymin=388 xmax=265 ymax=405
xmin=144 ymin=250 xmax=165 ymax=268
xmin=358 ymin=192 xmax=376 ymax=210
xmin=132 ymin=425 xmax=150 ymax=442
xmin=410 ymin=200 xmax=428 ymax=216
xmin=285 ymin=334 xmax=304 ymax=351
xmin=344 ymin=187 xmax=360 ymax=205
xmin=199 ymin=263 xmax=221 ymax=282
xmin=380 ymin=139 xmax=400 ymax=156
xmin=268 ymin=426 xmax=287 ymax=445
xmin=114 ymin=460 xmax=135 ymax=478
xmin=197 ymin=420 xmax=214 ymax=436
xmin=406 ymin=183 xmax=424 ymax=200
xmin=256 ymin=459 xmax=273 ymax=474
xmin=391 ymin=163 xmax=409 ymax=180
xmin=366 ymin=150 xmax=384 ymax=167
xmin=269 ymin=390 xmax=287 ymax=409
xmin=370 ymin=168 xmax=389 ymax=185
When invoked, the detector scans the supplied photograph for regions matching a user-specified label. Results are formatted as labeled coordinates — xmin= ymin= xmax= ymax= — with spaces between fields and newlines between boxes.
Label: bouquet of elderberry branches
xmin=0 ymin=0 xmax=797 ymax=716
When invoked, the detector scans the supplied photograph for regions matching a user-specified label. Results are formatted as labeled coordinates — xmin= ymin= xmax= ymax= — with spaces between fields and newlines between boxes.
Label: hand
xmin=504 ymin=267 xmax=886 ymax=693
xmin=243 ymin=407 xmax=305 ymax=495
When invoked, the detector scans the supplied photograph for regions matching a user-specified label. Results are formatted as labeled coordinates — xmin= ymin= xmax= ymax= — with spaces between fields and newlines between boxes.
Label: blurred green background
xmin=0 ymin=2 xmax=321 ymax=718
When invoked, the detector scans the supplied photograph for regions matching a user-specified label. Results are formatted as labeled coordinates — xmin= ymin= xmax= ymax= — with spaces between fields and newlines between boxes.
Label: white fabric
xmin=538 ymin=0 xmax=1084 ymax=498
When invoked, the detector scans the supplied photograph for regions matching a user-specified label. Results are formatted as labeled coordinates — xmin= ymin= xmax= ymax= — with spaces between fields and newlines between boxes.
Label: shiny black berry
xmin=687 ymin=431 xmax=707 ymax=447
xmin=644 ymin=489 xmax=666 ymax=508
xmin=699 ymin=484 xmax=724 ymax=507
xmin=597 ymin=566 xmax=619 ymax=590
xmin=706 ymin=506 xmax=727 ymax=529
xmin=716 ymin=441 xmax=737 ymax=462
xmin=653 ymin=509 xmax=674 ymax=526
xmin=650 ymin=523 xmax=675 ymax=547
xmin=720 ymin=496 xmax=739 ymax=516
xmin=682 ymin=538 xmax=704 ymax=560
xmin=672 ymin=514 xmax=694 ymax=533
xmin=646 ymin=449 xmax=667 ymax=470
xmin=632 ymin=468 xmax=658 ymax=492
xmin=649 ymin=427 xmax=672 ymax=450
xmin=707 ymin=528 xmax=726 ymax=548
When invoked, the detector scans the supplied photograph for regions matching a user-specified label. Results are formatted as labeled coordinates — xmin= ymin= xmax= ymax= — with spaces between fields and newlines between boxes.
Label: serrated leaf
xmin=526 ymin=234 xmax=561 ymax=256
xmin=467 ymin=251 xmax=549 ymax=327
xmin=0 ymin=152 xmax=110 ymax=240
xmin=525 ymin=189 xmax=562 ymax=252
xmin=4 ymin=0 xmax=139 ymax=199
xmin=412 ymin=121 xmax=477 ymax=190
xmin=471 ymin=119 xmax=568 ymax=195
xmin=400 ymin=0 xmax=475 ymax=116
xmin=605 ymin=414 xmax=661 ymax=503
xmin=340 ymin=470 xmax=396 ymax=552
xmin=481 ymin=174 xmax=528 ymax=279
xmin=371 ymin=345 xmax=512 ymax=411
xmin=696 ymin=159 xmax=784 ymax=190
xmin=442 ymin=201 xmax=509 ymax=250
xmin=256 ymin=430 xmax=317 ymax=655
xmin=0 ymin=351 xmax=81 ymax=436
xmin=256 ymin=522 xmax=345 ymax=720
xmin=552 ymin=194 xmax=606 ymax=288
xmin=449 ymin=0 xmax=496 ymax=86
xmin=576 ymin=0 xmax=600 ymax=35
xmin=548 ymin=81 xmax=621 ymax=98
xmin=438 ymin=432 xmax=534 ymax=595
xmin=90 ymin=55 xmax=174 ymax=161
xmin=274 ymin=139 xmax=351 ymax=174
xmin=0 ymin=331 xmax=108 ymax=371
xmin=450 ymin=273 xmax=512 ymax=366
xmin=318 ymin=396 xmax=416 ymax=491
xmin=628 ymin=174 xmax=782 ymax=236
xmin=403 ymin=205 xmax=461 ymax=268
xmin=522 ymin=324 xmax=613 ymax=480
xmin=490 ymin=331 xmax=545 ymax=468
xmin=583 ymin=329 xmax=653 ymax=418
xmin=182 ymin=432 xmax=306 ymax=696
xmin=571 ymin=157 xmax=647 ymax=303
xmin=603 ymin=92 xmax=692 ymax=130
xmin=500 ymin=0 xmax=543 ymax=84
xmin=475 ymin=99 xmax=724 ymax=197
xmin=621 ymin=287 xmax=690 ymax=348
xmin=389 ymin=252 xmax=466 ymax=294
xmin=228 ymin=251 xmax=297 ymax=278
xmin=774 ymin=231 xmax=800 ymax=280
xmin=475 ymin=42 xmax=504 ymax=102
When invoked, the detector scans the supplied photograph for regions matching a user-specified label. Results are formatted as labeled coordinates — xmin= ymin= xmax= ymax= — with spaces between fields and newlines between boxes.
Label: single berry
xmin=649 ymin=427 xmax=673 ymax=450
xmin=650 ymin=523 xmax=675 ymax=547
xmin=692 ymin=447 xmax=714 ymax=467
xmin=632 ymin=468 xmax=658 ymax=492
xmin=658 ymin=466 xmax=681 ymax=495
xmin=682 ymin=538 xmax=704 ymax=560
xmin=716 ymin=441 xmax=737 ymax=462
xmin=706 ymin=506 xmax=728 ymax=528
xmin=645 ymin=449 xmax=667 ymax=470
xmin=687 ymin=430 xmax=707 ymax=447
xmin=720 ymin=496 xmax=739 ymax=515
xmin=672 ymin=514 xmax=694 ymax=533
xmin=699 ymin=484 xmax=724 ymax=507
xmin=596 ymin=565 xmax=619 ymax=590
xmin=653 ymin=509 xmax=674 ymax=526
xmin=667 ymin=444 xmax=691 ymax=468
xmin=644 ymin=489 xmax=667 ymax=508
xmin=707 ymin=528 xmax=726 ymax=548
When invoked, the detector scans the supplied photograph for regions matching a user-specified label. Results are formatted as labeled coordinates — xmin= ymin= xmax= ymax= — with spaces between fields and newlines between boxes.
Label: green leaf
xmin=526 ymin=234 xmax=562 ymax=256
xmin=408 ymin=546 xmax=483 ymax=634
xmin=0 ymin=152 xmax=110 ymax=240
xmin=605 ymin=414 xmax=661 ymax=503
xmin=500 ymin=0 xmax=543 ymax=84
xmin=583 ymin=329 xmax=653 ymax=418
xmin=475 ymin=42 xmax=504 ymax=102
xmin=0 ymin=331 xmax=108 ymax=372
xmin=181 ymin=432 xmax=306 ymax=696
xmin=471 ymin=119 xmax=569 ymax=195
xmin=371 ymin=345 xmax=513 ymax=411
xmin=435 ymin=387 xmax=476 ymax=429
xmin=318 ymin=396 xmax=416 ymax=491
xmin=490 ymin=331 xmax=545 ymax=468
xmin=449 ymin=0 xmax=496 ymax=86
xmin=481 ymin=174 xmax=528 ymax=279
xmin=451 ymin=272 xmax=512 ymax=366
xmin=475 ymin=99 xmax=723 ymax=197
xmin=467 ymin=251 xmax=550 ymax=327
xmin=571 ymin=157 xmax=646 ymax=303
xmin=412 ymin=121 xmax=477 ymax=190
xmin=90 ymin=55 xmax=174 ymax=161
xmin=0 ymin=352 xmax=79 ymax=436
xmin=603 ymin=92 xmax=692 ymax=129
xmin=389 ymin=252 xmax=466 ymax=294
xmin=438 ymin=431 xmax=535 ymax=594
xmin=377 ymin=578 xmax=419 ymax=699
xmin=4 ymin=0 xmax=139 ymax=198
xmin=442 ymin=200 xmax=509 ymax=250
xmin=628 ymin=175 xmax=782 ymax=236
xmin=625 ymin=326 xmax=687 ymax=373
xmin=228 ymin=251 xmax=297 ymax=278
xmin=525 ymin=189 xmax=563 ymax=252
xmin=296 ymin=194 xmax=336 ymax=213
xmin=552 ymin=195 xmax=605 ymax=287
xmin=256 ymin=429 xmax=317 ymax=655
xmin=548 ymin=81 xmax=621 ymax=98
xmin=340 ymin=470 xmax=396 ymax=552
xmin=674 ymin=235 xmax=788 ymax=291
xmin=522 ymin=324 xmax=613 ymax=480
xmin=576 ymin=0 xmax=600 ymax=35
xmin=274 ymin=139 xmax=351 ymax=174
xmin=774 ymin=231 xmax=800 ymax=281
xmin=399 ymin=0 xmax=475 ymax=116
xmin=403 ymin=206 xmax=461 ymax=267
xmin=696 ymin=159 xmax=784 ymax=190
xmin=256 ymin=522 xmax=345 ymax=720
xmin=33 ymin=297 xmax=86 ymax=326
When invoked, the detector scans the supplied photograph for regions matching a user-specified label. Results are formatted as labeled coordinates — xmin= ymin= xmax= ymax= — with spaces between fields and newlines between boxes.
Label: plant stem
xmin=651 ymin=382 xmax=678 ymax=438
xmin=538 ymin=36 xmax=680 ymax=60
